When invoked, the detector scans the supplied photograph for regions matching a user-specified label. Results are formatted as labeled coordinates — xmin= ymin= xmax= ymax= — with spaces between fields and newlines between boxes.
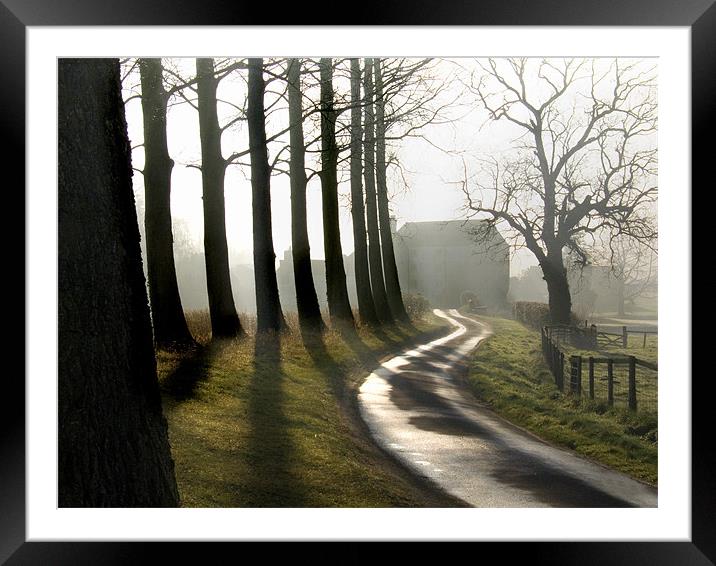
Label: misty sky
xmin=122 ymin=57 xmax=656 ymax=277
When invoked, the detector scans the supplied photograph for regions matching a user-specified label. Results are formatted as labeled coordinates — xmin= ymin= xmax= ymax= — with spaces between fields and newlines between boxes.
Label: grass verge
xmin=156 ymin=311 xmax=464 ymax=507
xmin=464 ymin=315 xmax=657 ymax=486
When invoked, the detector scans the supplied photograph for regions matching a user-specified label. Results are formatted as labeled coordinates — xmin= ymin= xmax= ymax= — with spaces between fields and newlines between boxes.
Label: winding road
xmin=357 ymin=309 xmax=657 ymax=507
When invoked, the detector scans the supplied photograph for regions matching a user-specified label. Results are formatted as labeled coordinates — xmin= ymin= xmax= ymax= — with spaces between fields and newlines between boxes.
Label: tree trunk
xmin=541 ymin=253 xmax=573 ymax=325
xmin=248 ymin=57 xmax=285 ymax=333
xmin=138 ymin=58 xmax=195 ymax=349
xmin=196 ymin=58 xmax=243 ymax=338
xmin=374 ymin=59 xmax=409 ymax=322
xmin=287 ymin=58 xmax=324 ymax=332
xmin=362 ymin=58 xmax=393 ymax=323
xmin=319 ymin=58 xmax=355 ymax=326
xmin=349 ymin=58 xmax=379 ymax=327
xmin=58 ymin=58 xmax=179 ymax=507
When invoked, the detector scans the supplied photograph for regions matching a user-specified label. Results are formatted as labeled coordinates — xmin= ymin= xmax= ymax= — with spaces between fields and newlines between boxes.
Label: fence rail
xmin=541 ymin=327 xmax=657 ymax=413
xmin=589 ymin=324 xmax=658 ymax=349
xmin=545 ymin=323 xmax=657 ymax=350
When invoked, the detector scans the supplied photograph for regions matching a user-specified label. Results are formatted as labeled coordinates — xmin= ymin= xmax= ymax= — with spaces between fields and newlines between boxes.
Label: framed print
xmin=6 ymin=0 xmax=711 ymax=563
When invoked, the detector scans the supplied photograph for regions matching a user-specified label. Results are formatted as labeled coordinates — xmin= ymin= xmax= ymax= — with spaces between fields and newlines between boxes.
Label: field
xmin=155 ymin=310 xmax=466 ymax=507
xmin=555 ymin=330 xmax=658 ymax=414
xmin=464 ymin=315 xmax=658 ymax=485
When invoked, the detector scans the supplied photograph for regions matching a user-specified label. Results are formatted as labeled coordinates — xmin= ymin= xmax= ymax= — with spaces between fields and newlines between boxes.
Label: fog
xmin=123 ymin=57 xmax=657 ymax=315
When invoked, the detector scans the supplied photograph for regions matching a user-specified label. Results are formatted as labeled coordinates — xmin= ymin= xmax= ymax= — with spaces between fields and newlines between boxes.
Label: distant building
xmin=276 ymin=250 xmax=332 ymax=313
xmin=276 ymin=219 xmax=510 ymax=313
xmin=276 ymin=249 xmax=362 ymax=313
xmin=392 ymin=219 xmax=510 ymax=309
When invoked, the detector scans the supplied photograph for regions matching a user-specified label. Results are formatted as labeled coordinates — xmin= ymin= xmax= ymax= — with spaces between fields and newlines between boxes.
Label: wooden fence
xmin=541 ymin=327 xmax=657 ymax=412
xmin=588 ymin=323 xmax=658 ymax=349
xmin=546 ymin=324 xmax=658 ymax=350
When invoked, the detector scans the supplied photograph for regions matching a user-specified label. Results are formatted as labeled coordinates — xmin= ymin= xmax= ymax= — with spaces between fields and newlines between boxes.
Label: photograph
xmin=8 ymin=6 xmax=710 ymax=563
xmin=58 ymin=55 xmax=660 ymax=510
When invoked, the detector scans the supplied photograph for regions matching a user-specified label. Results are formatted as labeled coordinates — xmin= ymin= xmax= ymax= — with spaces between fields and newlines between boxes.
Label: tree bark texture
xmin=541 ymin=253 xmax=573 ymax=325
xmin=196 ymin=57 xmax=243 ymax=338
xmin=58 ymin=58 xmax=179 ymax=507
xmin=138 ymin=58 xmax=195 ymax=348
xmin=374 ymin=59 xmax=409 ymax=321
xmin=349 ymin=59 xmax=379 ymax=327
xmin=287 ymin=59 xmax=324 ymax=332
xmin=248 ymin=57 xmax=285 ymax=332
xmin=319 ymin=58 xmax=355 ymax=326
xmin=362 ymin=59 xmax=393 ymax=323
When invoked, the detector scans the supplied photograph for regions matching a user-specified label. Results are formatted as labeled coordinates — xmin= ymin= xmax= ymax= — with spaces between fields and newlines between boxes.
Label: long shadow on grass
xmin=300 ymin=328 xmax=345 ymax=402
xmin=242 ymin=332 xmax=307 ymax=507
xmin=337 ymin=323 xmax=400 ymax=369
xmin=160 ymin=344 xmax=215 ymax=403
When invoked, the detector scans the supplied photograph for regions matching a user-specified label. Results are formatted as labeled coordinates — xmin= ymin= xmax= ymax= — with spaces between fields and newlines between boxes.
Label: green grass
xmin=555 ymin=330 xmax=658 ymax=413
xmin=464 ymin=315 xmax=657 ymax=486
xmin=605 ymin=333 xmax=658 ymax=365
xmin=156 ymin=310 xmax=460 ymax=507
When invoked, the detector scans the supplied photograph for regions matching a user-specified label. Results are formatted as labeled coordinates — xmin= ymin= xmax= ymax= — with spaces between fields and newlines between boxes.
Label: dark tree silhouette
xmin=248 ymin=57 xmax=286 ymax=332
xmin=349 ymin=58 xmax=380 ymax=327
xmin=138 ymin=58 xmax=195 ymax=348
xmin=363 ymin=58 xmax=393 ymax=323
xmin=196 ymin=57 xmax=244 ymax=338
xmin=287 ymin=59 xmax=325 ymax=332
xmin=319 ymin=58 xmax=355 ymax=326
xmin=374 ymin=59 xmax=409 ymax=322
xmin=58 ymin=58 xmax=179 ymax=507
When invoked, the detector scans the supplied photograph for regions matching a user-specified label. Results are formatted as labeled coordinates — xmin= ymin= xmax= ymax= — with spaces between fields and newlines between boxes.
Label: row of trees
xmin=58 ymin=57 xmax=658 ymax=506
xmin=58 ymin=57 xmax=441 ymax=505
xmin=134 ymin=57 xmax=442 ymax=346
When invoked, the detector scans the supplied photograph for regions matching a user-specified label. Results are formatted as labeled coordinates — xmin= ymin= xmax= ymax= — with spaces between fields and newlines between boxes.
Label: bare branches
xmin=461 ymin=57 xmax=657 ymax=271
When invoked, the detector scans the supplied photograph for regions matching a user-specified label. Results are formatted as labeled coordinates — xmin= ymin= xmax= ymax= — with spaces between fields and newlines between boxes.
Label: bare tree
xmin=59 ymin=58 xmax=179 ymax=507
xmin=196 ymin=57 xmax=244 ymax=338
xmin=374 ymin=59 xmax=409 ymax=321
xmin=248 ymin=58 xmax=286 ymax=332
xmin=599 ymin=236 xmax=657 ymax=316
xmin=349 ymin=58 xmax=380 ymax=327
xmin=138 ymin=58 xmax=195 ymax=349
xmin=319 ymin=58 xmax=355 ymax=326
xmin=287 ymin=58 xmax=325 ymax=332
xmin=462 ymin=58 xmax=657 ymax=324
xmin=363 ymin=58 xmax=393 ymax=323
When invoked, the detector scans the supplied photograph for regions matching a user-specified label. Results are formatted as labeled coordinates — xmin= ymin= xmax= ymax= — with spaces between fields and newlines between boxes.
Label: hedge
xmin=512 ymin=301 xmax=581 ymax=329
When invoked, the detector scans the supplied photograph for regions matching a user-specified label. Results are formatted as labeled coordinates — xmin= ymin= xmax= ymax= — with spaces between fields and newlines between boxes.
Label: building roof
xmin=396 ymin=219 xmax=506 ymax=249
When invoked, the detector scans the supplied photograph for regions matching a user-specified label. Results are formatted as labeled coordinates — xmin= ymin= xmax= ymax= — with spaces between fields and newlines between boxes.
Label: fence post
xmin=607 ymin=359 xmax=614 ymax=407
xmin=559 ymin=352 xmax=565 ymax=392
xmin=628 ymin=356 xmax=637 ymax=411
xmin=622 ymin=326 xmax=628 ymax=348
xmin=590 ymin=324 xmax=598 ymax=349
xmin=643 ymin=332 xmax=647 ymax=349
xmin=588 ymin=357 xmax=594 ymax=399
xmin=570 ymin=356 xmax=582 ymax=396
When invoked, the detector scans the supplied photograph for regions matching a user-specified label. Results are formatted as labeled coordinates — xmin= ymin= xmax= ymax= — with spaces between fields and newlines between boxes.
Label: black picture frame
xmin=5 ymin=1 xmax=709 ymax=563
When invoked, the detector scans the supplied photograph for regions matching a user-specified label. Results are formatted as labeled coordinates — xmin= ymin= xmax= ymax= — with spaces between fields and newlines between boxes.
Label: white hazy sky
xmin=123 ymin=57 xmax=655 ymax=277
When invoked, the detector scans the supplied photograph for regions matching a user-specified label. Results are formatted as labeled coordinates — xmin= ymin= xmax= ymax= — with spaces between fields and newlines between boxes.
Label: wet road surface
xmin=357 ymin=309 xmax=657 ymax=507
